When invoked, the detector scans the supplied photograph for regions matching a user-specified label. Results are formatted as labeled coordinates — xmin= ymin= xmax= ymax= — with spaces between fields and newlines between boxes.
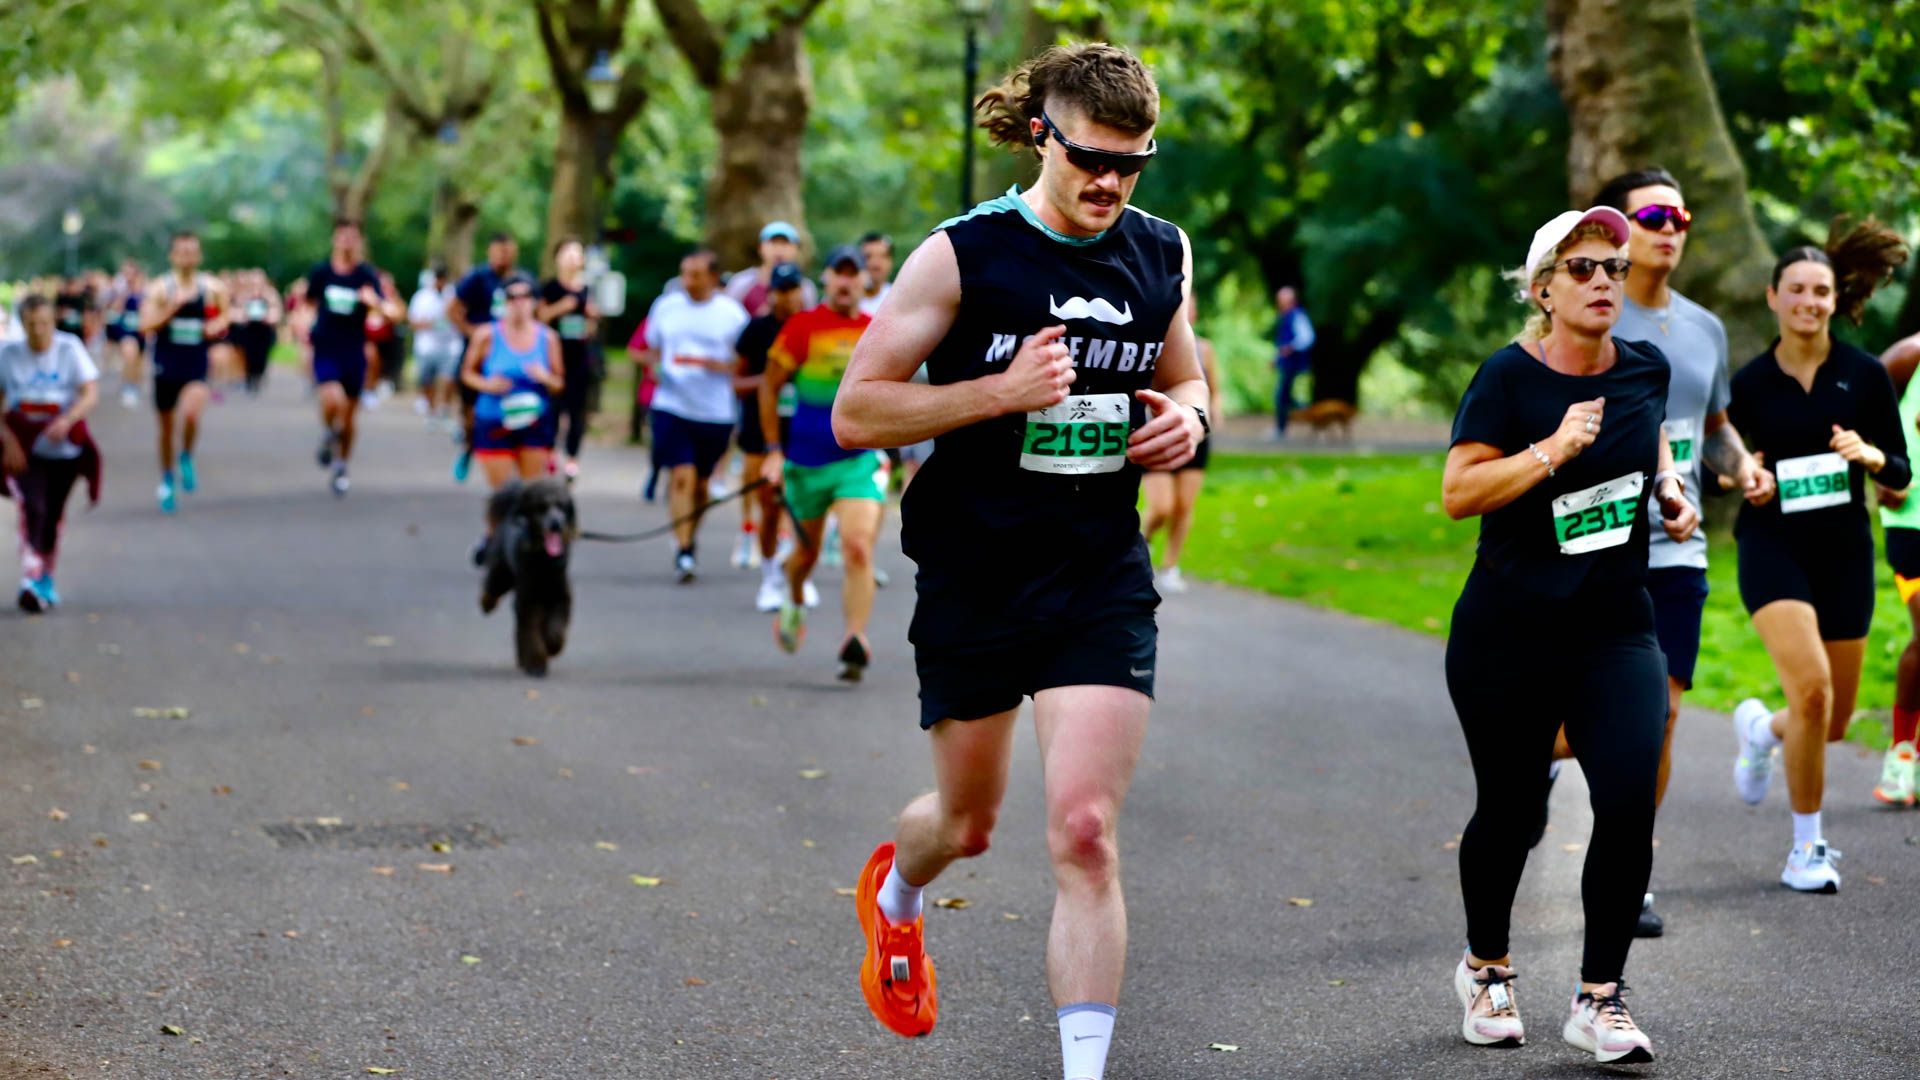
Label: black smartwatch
xmin=1189 ymin=404 xmax=1211 ymax=437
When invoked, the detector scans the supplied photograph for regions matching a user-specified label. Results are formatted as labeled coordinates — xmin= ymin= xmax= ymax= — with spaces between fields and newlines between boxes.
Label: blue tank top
xmin=152 ymin=282 xmax=211 ymax=380
xmin=474 ymin=323 xmax=551 ymax=427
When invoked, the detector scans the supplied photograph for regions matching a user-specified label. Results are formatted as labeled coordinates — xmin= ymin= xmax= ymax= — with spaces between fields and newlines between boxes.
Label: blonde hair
xmin=975 ymin=43 xmax=1160 ymax=152
xmin=1506 ymin=222 xmax=1621 ymax=342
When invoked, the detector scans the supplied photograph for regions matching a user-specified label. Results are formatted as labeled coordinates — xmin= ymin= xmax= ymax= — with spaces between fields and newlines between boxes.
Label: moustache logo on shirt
xmin=1048 ymin=295 xmax=1134 ymax=326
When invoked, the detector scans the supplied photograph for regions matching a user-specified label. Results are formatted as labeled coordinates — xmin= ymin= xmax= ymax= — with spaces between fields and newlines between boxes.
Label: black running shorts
xmin=913 ymin=607 xmax=1157 ymax=730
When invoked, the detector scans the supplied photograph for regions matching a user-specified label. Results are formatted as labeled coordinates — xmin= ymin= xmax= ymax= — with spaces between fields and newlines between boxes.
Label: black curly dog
xmin=480 ymin=477 xmax=576 ymax=676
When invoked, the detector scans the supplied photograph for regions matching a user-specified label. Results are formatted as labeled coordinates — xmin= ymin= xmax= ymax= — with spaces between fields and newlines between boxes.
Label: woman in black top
xmin=1725 ymin=221 xmax=1910 ymax=894
xmin=1441 ymin=208 xmax=1697 ymax=1065
xmin=537 ymin=238 xmax=599 ymax=479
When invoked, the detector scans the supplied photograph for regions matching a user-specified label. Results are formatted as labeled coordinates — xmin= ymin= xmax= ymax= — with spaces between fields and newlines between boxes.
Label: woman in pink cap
xmin=1438 ymin=206 xmax=1698 ymax=1064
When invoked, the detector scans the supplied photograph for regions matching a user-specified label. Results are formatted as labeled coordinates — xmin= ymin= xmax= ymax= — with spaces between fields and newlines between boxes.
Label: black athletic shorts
xmin=153 ymin=376 xmax=203 ymax=414
xmin=1737 ymin=524 xmax=1875 ymax=640
xmin=1646 ymin=565 xmax=1708 ymax=689
xmin=1886 ymin=526 xmax=1920 ymax=583
xmin=913 ymin=606 xmax=1157 ymax=730
xmin=1180 ymin=435 xmax=1211 ymax=472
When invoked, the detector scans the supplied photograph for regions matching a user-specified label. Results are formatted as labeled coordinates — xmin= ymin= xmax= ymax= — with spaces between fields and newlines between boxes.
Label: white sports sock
xmin=876 ymin=862 xmax=923 ymax=925
xmin=761 ymin=557 xmax=781 ymax=584
xmin=1792 ymin=811 xmax=1822 ymax=848
xmin=1058 ymin=1002 xmax=1116 ymax=1080
xmin=1749 ymin=708 xmax=1783 ymax=750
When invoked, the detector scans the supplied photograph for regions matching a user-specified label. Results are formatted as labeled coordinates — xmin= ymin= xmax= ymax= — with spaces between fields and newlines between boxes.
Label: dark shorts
xmin=651 ymin=410 xmax=733 ymax=477
xmin=1887 ymin=527 xmax=1920 ymax=605
xmin=1646 ymin=565 xmax=1709 ymax=689
xmin=913 ymin=607 xmax=1158 ymax=730
xmin=1738 ymin=525 xmax=1875 ymax=641
xmin=1180 ymin=435 xmax=1211 ymax=472
xmin=473 ymin=411 xmax=557 ymax=454
xmin=153 ymin=375 xmax=204 ymax=414
xmin=735 ymin=405 xmax=769 ymax=456
xmin=313 ymin=354 xmax=367 ymax=401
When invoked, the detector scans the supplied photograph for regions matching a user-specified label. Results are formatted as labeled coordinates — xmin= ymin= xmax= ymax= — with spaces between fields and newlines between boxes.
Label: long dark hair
xmin=1772 ymin=217 xmax=1909 ymax=325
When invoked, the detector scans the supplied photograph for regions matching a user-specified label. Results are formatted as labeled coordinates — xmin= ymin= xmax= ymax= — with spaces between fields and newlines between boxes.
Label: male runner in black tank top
xmin=139 ymin=230 xmax=227 ymax=514
xmin=832 ymin=45 xmax=1207 ymax=1080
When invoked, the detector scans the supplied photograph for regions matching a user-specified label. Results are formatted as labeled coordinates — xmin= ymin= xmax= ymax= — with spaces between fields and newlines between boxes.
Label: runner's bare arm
xmin=1701 ymin=410 xmax=1773 ymax=503
xmin=136 ymin=277 xmax=174 ymax=335
xmin=446 ymin=295 xmax=475 ymax=340
xmin=1883 ymin=334 xmax=1920 ymax=397
xmin=834 ymin=231 xmax=1025 ymax=449
xmin=1131 ymin=229 xmax=1208 ymax=469
xmin=543 ymin=325 xmax=565 ymax=394
xmin=459 ymin=324 xmax=497 ymax=392
xmin=205 ymin=277 xmax=232 ymax=338
xmin=759 ymin=358 xmax=792 ymax=459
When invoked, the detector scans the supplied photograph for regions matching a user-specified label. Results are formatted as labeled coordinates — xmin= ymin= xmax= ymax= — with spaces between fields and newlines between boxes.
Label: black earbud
xmin=1034 ymin=129 xmax=1048 ymax=147
xmin=1542 ymin=289 xmax=1550 ymax=298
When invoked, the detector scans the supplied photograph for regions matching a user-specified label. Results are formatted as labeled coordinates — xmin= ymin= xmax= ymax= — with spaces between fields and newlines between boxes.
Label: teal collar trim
xmin=1003 ymin=185 xmax=1109 ymax=246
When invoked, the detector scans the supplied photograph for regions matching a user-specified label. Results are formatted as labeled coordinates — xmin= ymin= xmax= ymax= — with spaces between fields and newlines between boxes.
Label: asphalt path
xmin=1 ymin=375 xmax=1915 ymax=1079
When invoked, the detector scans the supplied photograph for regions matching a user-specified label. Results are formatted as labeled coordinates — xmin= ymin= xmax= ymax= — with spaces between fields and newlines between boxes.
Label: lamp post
xmin=957 ymin=0 xmax=989 ymax=212
xmin=61 ymin=209 xmax=83 ymax=278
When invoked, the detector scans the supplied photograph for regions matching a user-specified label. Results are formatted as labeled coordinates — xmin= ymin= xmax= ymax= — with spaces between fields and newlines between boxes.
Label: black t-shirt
xmin=55 ymin=290 xmax=89 ymax=334
xmin=1450 ymin=337 xmax=1672 ymax=600
xmin=734 ymin=314 xmax=783 ymax=437
xmin=306 ymin=261 xmax=383 ymax=361
xmin=901 ymin=189 xmax=1187 ymax=648
xmin=455 ymin=266 xmax=521 ymax=329
xmin=1729 ymin=337 xmax=1911 ymax=538
xmin=539 ymin=279 xmax=593 ymax=373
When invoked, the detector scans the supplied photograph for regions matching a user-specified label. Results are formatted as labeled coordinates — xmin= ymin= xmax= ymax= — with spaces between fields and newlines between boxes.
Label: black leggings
xmin=1444 ymin=568 xmax=1666 ymax=985
xmin=557 ymin=363 xmax=592 ymax=459
xmin=8 ymin=455 xmax=81 ymax=576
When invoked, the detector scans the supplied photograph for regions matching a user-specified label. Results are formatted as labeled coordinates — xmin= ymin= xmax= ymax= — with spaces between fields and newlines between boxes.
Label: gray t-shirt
xmin=1615 ymin=290 xmax=1730 ymax=570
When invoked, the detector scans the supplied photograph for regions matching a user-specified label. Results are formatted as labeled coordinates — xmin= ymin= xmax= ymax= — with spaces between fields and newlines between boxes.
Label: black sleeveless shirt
xmin=153 ymin=279 xmax=212 ymax=381
xmin=902 ymin=186 xmax=1187 ymax=648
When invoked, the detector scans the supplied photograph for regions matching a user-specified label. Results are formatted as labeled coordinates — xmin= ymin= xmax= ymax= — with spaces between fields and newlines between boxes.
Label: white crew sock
xmin=1792 ymin=811 xmax=1822 ymax=848
xmin=761 ymin=557 xmax=782 ymax=585
xmin=876 ymin=862 xmax=923 ymax=925
xmin=1058 ymin=1002 xmax=1116 ymax=1080
xmin=1749 ymin=707 xmax=1783 ymax=750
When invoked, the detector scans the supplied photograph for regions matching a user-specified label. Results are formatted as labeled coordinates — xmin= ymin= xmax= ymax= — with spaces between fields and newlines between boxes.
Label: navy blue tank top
xmin=901 ymin=187 xmax=1187 ymax=647
xmin=153 ymin=280 xmax=211 ymax=381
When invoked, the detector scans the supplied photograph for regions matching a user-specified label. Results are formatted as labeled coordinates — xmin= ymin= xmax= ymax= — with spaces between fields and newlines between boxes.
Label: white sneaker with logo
xmin=1872 ymin=741 xmax=1917 ymax=806
xmin=1562 ymin=982 xmax=1652 ymax=1064
xmin=1780 ymin=840 xmax=1841 ymax=893
xmin=1731 ymin=698 xmax=1776 ymax=805
xmin=1453 ymin=957 xmax=1523 ymax=1047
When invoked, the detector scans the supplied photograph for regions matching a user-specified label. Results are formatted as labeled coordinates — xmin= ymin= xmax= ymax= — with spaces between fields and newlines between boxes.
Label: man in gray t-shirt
xmin=1540 ymin=169 xmax=1774 ymax=939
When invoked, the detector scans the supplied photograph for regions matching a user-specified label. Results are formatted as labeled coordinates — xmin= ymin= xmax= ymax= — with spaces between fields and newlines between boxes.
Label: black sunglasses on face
xmin=505 ymin=290 xmax=535 ymax=300
xmin=1550 ymin=257 xmax=1632 ymax=283
xmin=1630 ymin=204 xmax=1691 ymax=233
xmin=1037 ymin=113 xmax=1157 ymax=178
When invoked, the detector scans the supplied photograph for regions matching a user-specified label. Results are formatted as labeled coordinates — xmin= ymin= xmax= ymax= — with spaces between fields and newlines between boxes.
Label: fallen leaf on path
xmin=556 ymin=768 xmax=573 ymax=779
xmin=833 ymin=887 xmax=856 ymax=897
xmin=315 ymin=817 xmax=343 ymax=827
xmin=390 ymin=781 xmax=409 ymax=792
xmin=525 ymin=689 xmax=539 ymax=701
xmin=630 ymin=875 xmax=663 ymax=887
xmin=594 ymin=842 xmax=619 ymax=852
xmin=749 ymin=695 xmax=768 ymax=706
xmin=10 ymin=855 xmax=37 ymax=865
xmin=416 ymin=863 xmax=454 ymax=874
xmin=460 ymin=955 xmax=482 ymax=965
xmin=53 ymin=939 xmax=71 ymax=948
xmin=65 ymin=671 xmax=80 ymax=684
xmin=1002 ymin=912 xmax=1021 ymax=921
xmin=802 ymin=839 xmax=816 ymax=848
xmin=684 ymin=976 xmax=706 ymax=987
xmin=626 ymin=765 xmax=658 ymax=776
xmin=370 ymin=866 xmax=396 ymax=876
xmin=20 ymin=698 xmax=43 ymax=710
xmin=1866 ymin=875 xmax=1887 ymax=886
xmin=1208 ymin=1043 xmax=1239 ymax=1052
xmin=430 ymin=841 xmax=451 ymax=853
xmin=364 ymin=636 xmax=394 ymax=648
xmin=366 ymin=1068 xmax=402 ymax=1075
xmin=211 ymin=785 xmax=232 ymax=796
xmin=1328 ymin=978 xmax=1347 ymax=987
xmin=232 ymin=643 xmax=250 ymax=654
xmin=1442 ymin=840 xmax=1458 ymax=850
xmin=512 ymin=736 xmax=539 ymax=747
xmin=160 ymin=1025 xmax=185 ymax=1036
xmin=81 ymin=745 xmax=96 ymax=754
xmin=128 ymin=812 xmax=151 ymax=824
xmin=361 ymin=707 xmax=376 ymax=717
xmin=137 ymin=759 xmax=162 ymax=771
xmin=933 ymin=897 xmax=969 ymax=910
xmin=1287 ymin=897 xmax=1313 ymax=907
xmin=131 ymin=706 xmax=190 ymax=719
xmin=798 ymin=768 xmax=827 ymax=780
xmin=282 ymin=930 xmax=299 ymax=939
xmin=47 ymin=808 xmax=68 ymax=822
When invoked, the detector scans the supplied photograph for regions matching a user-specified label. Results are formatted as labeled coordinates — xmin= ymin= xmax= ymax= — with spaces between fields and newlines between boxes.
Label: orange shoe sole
xmin=856 ymin=841 xmax=938 ymax=1037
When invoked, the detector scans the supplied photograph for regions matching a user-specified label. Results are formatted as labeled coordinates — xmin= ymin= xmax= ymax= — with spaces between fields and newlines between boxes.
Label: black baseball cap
xmin=768 ymin=262 xmax=805 ymax=291
xmin=824 ymin=245 xmax=863 ymax=273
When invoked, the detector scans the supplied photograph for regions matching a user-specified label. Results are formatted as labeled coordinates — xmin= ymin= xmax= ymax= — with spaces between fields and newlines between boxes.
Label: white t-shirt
xmin=408 ymin=286 xmax=460 ymax=359
xmin=644 ymin=290 xmax=750 ymax=424
xmin=858 ymin=282 xmax=891 ymax=317
xmin=1 ymin=331 xmax=99 ymax=459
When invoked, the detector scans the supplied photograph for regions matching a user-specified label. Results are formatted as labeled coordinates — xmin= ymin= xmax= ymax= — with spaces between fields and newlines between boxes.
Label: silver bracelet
xmin=1526 ymin=442 xmax=1555 ymax=476
xmin=1654 ymin=469 xmax=1682 ymax=491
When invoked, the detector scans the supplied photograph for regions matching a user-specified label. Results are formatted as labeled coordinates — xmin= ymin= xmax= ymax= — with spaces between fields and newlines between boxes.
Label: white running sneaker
xmin=1158 ymin=566 xmax=1188 ymax=594
xmin=1732 ymin=698 xmax=1776 ymax=805
xmin=120 ymin=384 xmax=139 ymax=409
xmin=755 ymin=577 xmax=785 ymax=613
xmin=1453 ymin=956 xmax=1524 ymax=1047
xmin=675 ymin=551 xmax=697 ymax=584
xmin=1562 ymin=982 xmax=1652 ymax=1064
xmin=1780 ymin=840 xmax=1842 ymax=893
xmin=1872 ymin=741 xmax=1917 ymax=807
xmin=732 ymin=532 xmax=755 ymax=569
xmin=802 ymin=579 xmax=820 ymax=608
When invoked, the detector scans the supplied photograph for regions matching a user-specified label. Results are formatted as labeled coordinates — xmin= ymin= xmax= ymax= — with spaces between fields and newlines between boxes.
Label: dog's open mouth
xmin=543 ymin=529 xmax=565 ymax=558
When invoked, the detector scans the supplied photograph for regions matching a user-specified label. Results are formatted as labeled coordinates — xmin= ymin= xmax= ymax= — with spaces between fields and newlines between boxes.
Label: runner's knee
xmin=1784 ymin=678 xmax=1832 ymax=730
xmin=841 ymin=531 xmax=874 ymax=570
xmin=1048 ymin=800 xmax=1117 ymax=876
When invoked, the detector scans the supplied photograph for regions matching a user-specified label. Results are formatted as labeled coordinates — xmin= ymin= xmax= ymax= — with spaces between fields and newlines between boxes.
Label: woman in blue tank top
xmin=460 ymin=273 xmax=564 ymax=488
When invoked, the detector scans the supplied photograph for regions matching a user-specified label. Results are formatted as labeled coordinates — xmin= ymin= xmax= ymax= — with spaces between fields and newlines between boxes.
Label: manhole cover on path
xmin=261 ymin=822 xmax=505 ymax=850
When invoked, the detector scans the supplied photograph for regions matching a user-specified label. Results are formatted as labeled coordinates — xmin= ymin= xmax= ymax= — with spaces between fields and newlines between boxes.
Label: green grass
xmin=1163 ymin=451 xmax=1907 ymax=749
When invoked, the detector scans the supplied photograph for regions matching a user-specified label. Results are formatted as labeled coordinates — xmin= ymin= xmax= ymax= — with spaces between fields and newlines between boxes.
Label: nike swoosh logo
xmin=1130 ymin=667 xmax=1153 ymax=678
xmin=1048 ymin=294 xmax=1134 ymax=326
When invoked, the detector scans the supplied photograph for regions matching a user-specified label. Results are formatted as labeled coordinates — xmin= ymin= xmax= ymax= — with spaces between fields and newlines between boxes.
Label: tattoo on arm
xmin=1702 ymin=424 xmax=1749 ymax=476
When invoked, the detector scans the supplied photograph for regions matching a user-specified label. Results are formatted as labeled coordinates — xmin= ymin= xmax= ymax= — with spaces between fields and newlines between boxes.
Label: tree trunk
xmin=544 ymin=108 xmax=605 ymax=266
xmin=705 ymin=24 xmax=811 ymax=272
xmin=430 ymin=177 xmax=481 ymax=278
xmin=1547 ymin=0 xmax=1775 ymax=360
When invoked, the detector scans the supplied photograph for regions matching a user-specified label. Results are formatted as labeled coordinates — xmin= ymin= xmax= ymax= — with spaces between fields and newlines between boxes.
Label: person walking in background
xmin=410 ymin=267 xmax=462 ymax=433
xmin=725 ymin=221 xmax=818 ymax=317
xmin=858 ymin=231 xmax=894 ymax=316
xmin=538 ymin=238 xmax=600 ymax=480
xmin=1271 ymin=285 xmax=1314 ymax=438
xmin=1141 ymin=301 xmax=1220 ymax=593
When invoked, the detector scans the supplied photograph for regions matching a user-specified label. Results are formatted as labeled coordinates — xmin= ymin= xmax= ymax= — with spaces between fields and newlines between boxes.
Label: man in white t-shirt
xmin=409 ymin=268 xmax=462 ymax=430
xmin=639 ymin=251 xmax=750 ymax=582
xmin=1 ymin=295 xmax=101 ymax=612
xmin=857 ymin=231 xmax=894 ymax=317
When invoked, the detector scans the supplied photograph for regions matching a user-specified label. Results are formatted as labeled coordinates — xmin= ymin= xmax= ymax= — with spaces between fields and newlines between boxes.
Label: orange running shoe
xmin=856 ymin=841 xmax=938 ymax=1037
